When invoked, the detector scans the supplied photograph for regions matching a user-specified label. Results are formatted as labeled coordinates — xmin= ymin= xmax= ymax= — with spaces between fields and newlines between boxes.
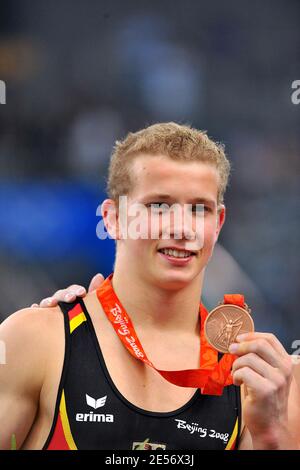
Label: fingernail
xmin=229 ymin=343 xmax=239 ymax=353
xmin=76 ymin=288 xmax=85 ymax=295
xmin=42 ymin=298 xmax=52 ymax=306
xmin=65 ymin=293 xmax=74 ymax=301
xmin=236 ymin=333 xmax=247 ymax=341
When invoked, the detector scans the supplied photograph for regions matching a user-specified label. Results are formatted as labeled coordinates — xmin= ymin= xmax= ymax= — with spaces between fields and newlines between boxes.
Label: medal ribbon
xmin=96 ymin=274 xmax=240 ymax=396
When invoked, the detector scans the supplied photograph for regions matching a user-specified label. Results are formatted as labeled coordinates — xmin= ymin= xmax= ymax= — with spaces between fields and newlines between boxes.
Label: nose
xmin=160 ymin=205 xmax=203 ymax=248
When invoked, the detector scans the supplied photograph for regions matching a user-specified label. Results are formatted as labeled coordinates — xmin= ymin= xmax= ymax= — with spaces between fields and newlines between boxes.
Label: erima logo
xmin=75 ymin=394 xmax=114 ymax=423
xmin=86 ymin=394 xmax=107 ymax=409
xmin=76 ymin=412 xmax=114 ymax=423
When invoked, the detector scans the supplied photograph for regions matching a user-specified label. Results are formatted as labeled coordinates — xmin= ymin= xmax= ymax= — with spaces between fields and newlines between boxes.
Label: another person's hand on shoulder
xmin=31 ymin=273 xmax=104 ymax=308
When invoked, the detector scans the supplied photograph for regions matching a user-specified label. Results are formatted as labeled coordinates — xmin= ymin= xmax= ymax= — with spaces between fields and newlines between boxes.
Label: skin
xmin=1 ymin=155 xmax=299 ymax=450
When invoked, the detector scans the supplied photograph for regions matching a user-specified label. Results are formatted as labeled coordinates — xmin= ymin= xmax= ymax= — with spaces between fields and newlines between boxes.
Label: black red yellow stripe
xmin=68 ymin=303 xmax=87 ymax=334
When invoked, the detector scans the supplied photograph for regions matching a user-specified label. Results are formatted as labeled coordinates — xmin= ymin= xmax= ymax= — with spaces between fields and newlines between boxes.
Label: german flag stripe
xmin=68 ymin=303 xmax=83 ymax=321
xmin=47 ymin=391 xmax=77 ymax=450
xmin=68 ymin=304 xmax=87 ymax=334
xmin=225 ymin=417 xmax=238 ymax=450
xmin=59 ymin=390 xmax=77 ymax=450
xmin=70 ymin=312 xmax=87 ymax=333
xmin=47 ymin=412 xmax=71 ymax=450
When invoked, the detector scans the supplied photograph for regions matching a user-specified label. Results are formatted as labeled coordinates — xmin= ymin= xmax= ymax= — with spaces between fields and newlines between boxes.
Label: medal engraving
xmin=204 ymin=304 xmax=254 ymax=353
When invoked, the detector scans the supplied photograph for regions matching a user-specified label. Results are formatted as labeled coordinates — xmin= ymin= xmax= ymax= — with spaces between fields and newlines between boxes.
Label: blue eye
xmin=192 ymin=205 xmax=212 ymax=213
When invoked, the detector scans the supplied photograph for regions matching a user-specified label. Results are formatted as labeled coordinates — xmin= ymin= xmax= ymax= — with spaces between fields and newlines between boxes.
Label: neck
xmin=111 ymin=264 xmax=204 ymax=336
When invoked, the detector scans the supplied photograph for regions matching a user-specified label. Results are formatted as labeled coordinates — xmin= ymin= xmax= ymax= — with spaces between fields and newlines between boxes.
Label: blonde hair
xmin=107 ymin=122 xmax=230 ymax=206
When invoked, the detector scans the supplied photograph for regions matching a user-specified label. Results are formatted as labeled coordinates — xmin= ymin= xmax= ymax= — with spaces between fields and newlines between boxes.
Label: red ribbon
xmin=96 ymin=274 xmax=240 ymax=396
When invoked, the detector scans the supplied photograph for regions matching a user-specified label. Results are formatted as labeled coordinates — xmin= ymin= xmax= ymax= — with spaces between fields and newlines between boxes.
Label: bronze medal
xmin=204 ymin=303 xmax=254 ymax=353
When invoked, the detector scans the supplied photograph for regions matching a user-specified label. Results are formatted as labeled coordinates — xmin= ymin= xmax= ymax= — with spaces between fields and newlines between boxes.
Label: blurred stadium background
xmin=0 ymin=0 xmax=299 ymax=350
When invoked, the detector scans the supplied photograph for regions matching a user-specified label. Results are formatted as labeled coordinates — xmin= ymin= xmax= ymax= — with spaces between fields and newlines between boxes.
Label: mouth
xmin=158 ymin=247 xmax=196 ymax=258
xmin=157 ymin=247 xmax=197 ymax=265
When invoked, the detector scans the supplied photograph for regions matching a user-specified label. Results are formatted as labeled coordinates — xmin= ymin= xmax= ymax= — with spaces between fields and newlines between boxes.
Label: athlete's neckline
xmin=95 ymin=274 xmax=221 ymax=381
xmin=80 ymin=297 xmax=202 ymax=417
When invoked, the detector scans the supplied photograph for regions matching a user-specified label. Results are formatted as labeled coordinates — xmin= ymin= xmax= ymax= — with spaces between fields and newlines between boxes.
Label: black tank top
xmin=43 ymin=298 xmax=241 ymax=450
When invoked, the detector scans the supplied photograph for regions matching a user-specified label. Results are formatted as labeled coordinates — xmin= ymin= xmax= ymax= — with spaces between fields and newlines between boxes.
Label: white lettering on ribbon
xmin=110 ymin=303 xmax=130 ymax=335
xmin=110 ymin=303 xmax=146 ymax=359
xmin=125 ymin=335 xmax=144 ymax=358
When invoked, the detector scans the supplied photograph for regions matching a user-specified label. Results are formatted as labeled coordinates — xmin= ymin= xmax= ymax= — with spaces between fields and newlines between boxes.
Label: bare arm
xmin=0 ymin=309 xmax=47 ymax=449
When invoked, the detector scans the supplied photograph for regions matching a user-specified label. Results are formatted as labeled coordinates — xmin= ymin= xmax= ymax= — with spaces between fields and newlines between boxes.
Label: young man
xmin=0 ymin=123 xmax=299 ymax=450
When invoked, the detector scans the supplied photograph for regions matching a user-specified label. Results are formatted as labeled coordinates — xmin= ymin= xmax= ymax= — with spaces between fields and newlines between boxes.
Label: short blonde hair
xmin=107 ymin=122 xmax=230 ymax=206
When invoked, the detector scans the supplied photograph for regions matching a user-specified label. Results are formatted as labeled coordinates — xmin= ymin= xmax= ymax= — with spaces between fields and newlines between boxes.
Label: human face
xmin=116 ymin=154 xmax=225 ymax=290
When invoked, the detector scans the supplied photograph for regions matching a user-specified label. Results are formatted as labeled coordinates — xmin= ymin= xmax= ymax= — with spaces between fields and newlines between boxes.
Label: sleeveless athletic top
xmin=43 ymin=298 xmax=241 ymax=450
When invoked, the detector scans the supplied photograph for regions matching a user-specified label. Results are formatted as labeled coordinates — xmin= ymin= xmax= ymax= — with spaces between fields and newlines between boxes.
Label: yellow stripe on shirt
xmin=59 ymin=390 xmax=77 ymax=450
xmin=225 ymin=417 xmax=238 ymax=450
xmin=70 ymin=312 xmax=87 ymax=334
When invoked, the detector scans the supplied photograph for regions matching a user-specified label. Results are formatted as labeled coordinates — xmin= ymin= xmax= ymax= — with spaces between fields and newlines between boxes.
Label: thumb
xmin=88 ymin=273 xmax=105 ymax=292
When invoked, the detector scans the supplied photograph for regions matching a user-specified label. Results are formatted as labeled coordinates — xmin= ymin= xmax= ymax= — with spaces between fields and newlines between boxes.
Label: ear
xmin=214 ymin=204 xmax=226 ymax=242
xmin=101 ymin=199 xmax=120 ymax=240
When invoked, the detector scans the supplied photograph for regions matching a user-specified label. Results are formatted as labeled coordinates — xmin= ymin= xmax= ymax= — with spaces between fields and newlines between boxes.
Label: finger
xmin=259 ymin=332 xmax=288 ymax=358
xmin=232 ymin=352 xmax=284 ymax=385
xmin=237 ymin=332 xmax=288 ymax=358
xmin=57 ymin=291 xmax=76 ymax=302
xmin=235 ymin=333 xmax=293 ymax=381
xmin=88 ymin=273 xmax=104 ymax=292
xmin=40 ymin=297 xmax=57 ymax=307
xmin=52 ymin=285 xmax=86 ymax=302
xmin=229 ymin=338 xmax=281 ymax=368
xmin=232 ymin=366 xmax=270 ymax=393
xmin=58 ymin=284 xmax=86 ymax=296
xmin=60 ymin=284 xmax=87 ymax=298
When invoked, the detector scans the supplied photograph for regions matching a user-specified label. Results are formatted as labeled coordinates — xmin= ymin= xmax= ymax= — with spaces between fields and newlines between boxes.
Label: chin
xmin=153 ymin=271 xmax=198 ymax=291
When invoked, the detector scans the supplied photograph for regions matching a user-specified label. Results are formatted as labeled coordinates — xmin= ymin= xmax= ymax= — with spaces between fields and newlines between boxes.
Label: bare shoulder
xmin=0 ymin=305 xmax=63 ymax=342
xmin=0 ymin=306 xmax=64 ymax=449
xmin=0 ymin=305 xmax=63 ymax=374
